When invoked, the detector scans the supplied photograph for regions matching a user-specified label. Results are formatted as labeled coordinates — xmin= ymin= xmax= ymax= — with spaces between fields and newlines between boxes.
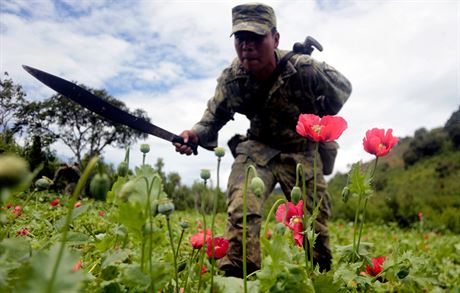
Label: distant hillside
xmin=328 ymin=122 xmax=460 ymax=233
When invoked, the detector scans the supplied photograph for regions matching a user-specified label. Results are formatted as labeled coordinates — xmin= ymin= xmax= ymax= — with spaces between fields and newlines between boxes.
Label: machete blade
xmin=22 ymin=65 xmax=198 ymax=154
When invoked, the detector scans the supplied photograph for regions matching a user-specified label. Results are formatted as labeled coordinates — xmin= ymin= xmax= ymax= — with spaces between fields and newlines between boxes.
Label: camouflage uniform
xmin=192 ymin=3 xmax=352 ymax=277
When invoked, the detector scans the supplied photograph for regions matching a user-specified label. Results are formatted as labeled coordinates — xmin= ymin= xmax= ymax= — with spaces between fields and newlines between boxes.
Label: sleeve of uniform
xmin=191 ymin=73 xmax=235 ymax=150
xmin=310 ymin=59 xmax=352 ymax=115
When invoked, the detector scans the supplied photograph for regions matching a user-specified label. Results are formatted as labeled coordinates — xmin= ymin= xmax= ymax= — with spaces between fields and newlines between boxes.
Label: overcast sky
xmin=1 ymin=0 xmax=459 ymax=188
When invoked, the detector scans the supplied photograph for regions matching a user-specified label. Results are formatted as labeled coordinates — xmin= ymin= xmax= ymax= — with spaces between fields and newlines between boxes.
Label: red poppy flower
xmin=201 ymin=265 xmax=207 ymax=275
xmin=418 ymin=212 xmax=423 ymax=221
xmin=74 ymin=201 xmax=81 ymax=208
xmin=275 ymin=200 xmax=305 ymax=247
xmin=98 ymin=211 xmax=105 ymax=217
xmin=12 ymin=205 xmax=22 ymax=216
xmin=296 ymin=114 xmax=348 ymax=142
xmin=72 ymin=260 xmax=82 ymax=272
xmin=17 ymin=228 xmax=30 ymax=236
xmin=363 ymin=128 xmax=399 ymax=157
xmin=190 ymin=229 xmax=212 ymax=249
xmin=50 ymin=199 xmax=59 ymax=207
xmin=206 ymin=237 xmax=229 ymax=259
xmin=365 ymin=256 xmax=386 ymax=276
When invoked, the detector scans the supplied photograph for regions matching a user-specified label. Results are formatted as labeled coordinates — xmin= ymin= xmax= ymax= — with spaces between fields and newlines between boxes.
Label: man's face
xmin=234 ymin=30 xmax=279 ymax=79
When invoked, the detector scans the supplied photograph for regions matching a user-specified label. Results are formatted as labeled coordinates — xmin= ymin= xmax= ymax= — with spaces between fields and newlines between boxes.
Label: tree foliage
xmin=15 ymin=85 xmax=151 ymax=167
xmin=444 ymin=105 xmax=460 ymax=148
xmin=402 ymin=127 xmax=445 ymax=167
xmin=0 ymin=72 xmax=27 ymax=136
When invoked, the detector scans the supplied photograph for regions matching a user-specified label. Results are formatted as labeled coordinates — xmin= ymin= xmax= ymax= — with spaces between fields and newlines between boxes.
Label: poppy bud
xmin=35 ymin=176 xmax=53 ymax=190
xmin=290 ymin=186 xmax=302 ymax=204
xmin=140 ymin=144 xmax=150 ymax=154
xmin=214 ymin=147 xmax=225 ymax=158
xmin=200 ymin=169 xmax=211 ymax=180
xmin=119 ymin=180 xmax=136 ymax=201
xmin=90 ymin=173 xmax=111 ymax=200
xmin=179 ymin=221 xmax=189 ymax=229
xmin=157 ymin=199 xmax=175 ymax=216
xmin=0 ymin=154 xmax=30 ymax=188
xmin=250 ymin=176 xmax=265 ymax=197
xmin=341 ymin=186 xmax=350 ymax=203
xmin=117 ymin=161 xmax=129 ymax=177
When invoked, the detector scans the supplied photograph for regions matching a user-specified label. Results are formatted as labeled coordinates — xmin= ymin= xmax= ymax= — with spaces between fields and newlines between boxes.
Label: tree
xmin=0 ymin=72 xmax=28 ymax=135
xmin=16 ymin=84 xmax=150 ymax=167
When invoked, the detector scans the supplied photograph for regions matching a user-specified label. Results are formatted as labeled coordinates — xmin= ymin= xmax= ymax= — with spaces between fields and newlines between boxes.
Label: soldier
xmin=175 ymin=3 xmax=352 ymax=277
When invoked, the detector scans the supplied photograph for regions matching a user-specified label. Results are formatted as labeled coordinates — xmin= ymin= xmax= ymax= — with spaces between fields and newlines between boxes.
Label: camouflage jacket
xmin=192 ymin=49 xmax=352 ymax=162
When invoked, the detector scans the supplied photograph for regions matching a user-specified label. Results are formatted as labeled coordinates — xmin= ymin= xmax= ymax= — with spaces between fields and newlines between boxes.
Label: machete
xmin=22 ymin=65 xmax=198 ymax=155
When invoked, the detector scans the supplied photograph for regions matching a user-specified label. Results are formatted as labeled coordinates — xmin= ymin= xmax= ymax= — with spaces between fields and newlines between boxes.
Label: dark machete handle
xmin=172 ymin=135 xmax=198 ymax=155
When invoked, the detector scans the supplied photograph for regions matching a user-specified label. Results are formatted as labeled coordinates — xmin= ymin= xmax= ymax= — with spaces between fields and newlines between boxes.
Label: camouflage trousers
xmin=218 ymin=148 xmax=332 ymax=277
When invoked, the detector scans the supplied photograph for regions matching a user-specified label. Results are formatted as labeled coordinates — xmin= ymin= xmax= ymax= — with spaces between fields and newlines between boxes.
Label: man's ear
xmin=273 ymin=32 xmax=280 ymax=48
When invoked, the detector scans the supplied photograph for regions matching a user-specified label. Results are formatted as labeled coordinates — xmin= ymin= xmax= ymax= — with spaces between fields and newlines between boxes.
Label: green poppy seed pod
xmin=290 ymin=186 xmax=302 ymax=204
xmin=119 ymin=180 xmax=137 ymax=202
xmin=157 ymin=199 xmax=175 ymax=216
xmin=90 ymin=173 xmax=111 ymax=200
xmin=250 ymin=176 xmax=265 ymax=197
xmin=341 ymin=186 xmax=350 ymax=203
xmin=275 ymin=222 xmax=286 ymax=234
xmin=214 ymin=147 xmax=225 ymax=158
xmin=179 ymin=221 xmax=189 ymax=230
xmin=140 ymin=144 xmax=150 ymax=154
xmin=35 ymin=176 xmax=53 ymax=190
xmin=0 ymin=154 xmax=30 ymax=188
xmin=117 ymin=161 xmax=129 ymax=177
xmin=200 ymin=169 xmax=211 ymax=180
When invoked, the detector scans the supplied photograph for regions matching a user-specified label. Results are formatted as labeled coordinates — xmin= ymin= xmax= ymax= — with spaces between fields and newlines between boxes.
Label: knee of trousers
xmin=226 ymin=187 xmax=263 ymax=228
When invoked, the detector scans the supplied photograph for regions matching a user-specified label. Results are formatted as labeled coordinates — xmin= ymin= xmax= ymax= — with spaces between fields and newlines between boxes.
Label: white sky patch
xmin=1 ymin=0 xmax=459 ymax=188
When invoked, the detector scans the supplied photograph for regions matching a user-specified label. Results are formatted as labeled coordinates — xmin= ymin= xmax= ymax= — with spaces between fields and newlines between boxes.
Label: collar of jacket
xmin=233 ymin=49 xmax=299 ymax=95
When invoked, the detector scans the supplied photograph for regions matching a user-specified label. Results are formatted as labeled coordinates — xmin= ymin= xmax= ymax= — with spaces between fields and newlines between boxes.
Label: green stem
xmin=197 ymin=184 xmax=207 ymax=293
xmin=242 ymin=165 xmax=257 ymax=293
xmin=175 ymin=229 xmax=185 ymax=260
xmin=312 ymin=142 xmax=319 ymax=214
xmin=356 ymin=198 xmax=368 ymax=256
xmin=310 ymin=142 xmax=320 ymax=270
xmin=352 ymin=195 xmax=363 ymax=262
xmin=46 ymin=157 xmax=98 ymax=293
xmin=167 ymin=216 xmax=179 ymax=293
xmin=297 ymin=163 xmax=312 ymax=272
xmin=355 ymin=157 xmax=379 ymax=260
xmin=148 ymin=175 xmax=161 ymax=292
xmin=141 ymin=237 xmax=146 ymax=271
xmin=182 ymin=248 xmax=196 ymax=293
xmin=210 ymin=157 xmax=221 ymax=292
xmin=263 ymin=198 xmax=287 ymax=238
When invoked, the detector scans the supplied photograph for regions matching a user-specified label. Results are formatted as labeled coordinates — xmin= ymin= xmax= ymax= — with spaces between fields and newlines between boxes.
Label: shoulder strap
xmin=261 ymin=51 xmax=297 ymax=94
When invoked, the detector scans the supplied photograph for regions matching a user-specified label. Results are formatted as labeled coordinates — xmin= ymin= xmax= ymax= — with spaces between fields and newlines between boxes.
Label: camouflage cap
xmin=231 ymin=3 xmax=276 ymax=36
